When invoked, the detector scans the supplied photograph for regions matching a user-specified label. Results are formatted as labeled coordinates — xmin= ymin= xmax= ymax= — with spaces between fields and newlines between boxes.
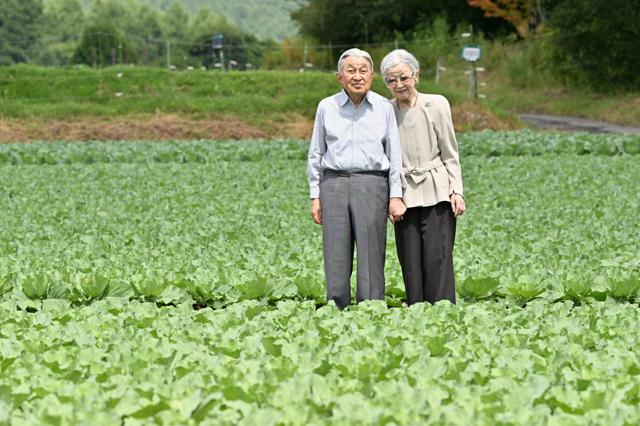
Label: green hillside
xmin=61 ymin=0 xmax=305 ymax=41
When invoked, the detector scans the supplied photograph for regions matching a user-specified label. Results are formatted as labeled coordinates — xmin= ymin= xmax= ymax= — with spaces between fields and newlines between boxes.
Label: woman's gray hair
xmin=337 ymin=48 xmax=374 ymax=74
xmin=380 ymin=49 xmax=420 ymax=76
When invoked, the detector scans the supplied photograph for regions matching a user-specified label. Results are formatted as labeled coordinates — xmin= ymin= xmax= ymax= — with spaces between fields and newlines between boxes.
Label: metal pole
xmin=166 ymin=41 xmax=171 ymax=69
xmin=467 ymin=64 xmax=474 ymax=99
xmin=303 ymin=43 xmax=308 ymax=70
xmin=471 ymin=62 xmax=478 ymax=99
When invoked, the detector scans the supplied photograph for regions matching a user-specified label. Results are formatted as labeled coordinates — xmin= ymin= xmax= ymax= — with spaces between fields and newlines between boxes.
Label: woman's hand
xmin=450 ymin=193 xmax=465 ymax=217
xmin=388 ymin=198 xmax=406 ymax=224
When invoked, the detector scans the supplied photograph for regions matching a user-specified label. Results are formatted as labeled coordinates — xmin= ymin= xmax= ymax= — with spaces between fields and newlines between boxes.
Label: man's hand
xmin=451 ymin=193 xmax=466 ymax=217
xmin=311 ymin=198 xmax=322 ymax=224
xmin=388 ymin=197 xmax=406 ymax=224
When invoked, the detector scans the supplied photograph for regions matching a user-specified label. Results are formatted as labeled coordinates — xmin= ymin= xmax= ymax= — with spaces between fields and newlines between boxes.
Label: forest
xmin=0 ymin=0 xmax=639 ymax=89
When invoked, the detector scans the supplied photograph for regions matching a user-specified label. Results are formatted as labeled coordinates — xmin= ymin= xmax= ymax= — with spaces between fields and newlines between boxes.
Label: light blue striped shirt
xmin=307 ymin=90 xmax=402 ymax=199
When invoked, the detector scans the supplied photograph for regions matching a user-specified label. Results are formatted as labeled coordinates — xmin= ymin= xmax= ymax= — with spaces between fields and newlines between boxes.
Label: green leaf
xmin=293 ymin=273 xmax=324 ymax=301
xmin=563 ymin=275 xmax=593 ymax=302
xmin=427 ymin=336 xmax=447 ymax=357
xmin=607 ymin=277 xmax=640 ymax=301
xmin=128 ymin=401 xmax=171 ymax=419
xmin=238 ymin=276 xmax=273 ymax=301
xmin=21 ymin=274 xmax=51 ymax=300
xmin=81 ymin=274 xmax=110 ymax=300
xmin=131 ymin=275 xmax=169 ymax=301
xmin=507 ymin=276 xmax=546 ymax=304
xmin=191 ymin=394 xmax=222 ymax=422
xmin=458 ymin=277 xmax=501 ymax=300
xmin=0 ymin=274 xmax=14 ymax=298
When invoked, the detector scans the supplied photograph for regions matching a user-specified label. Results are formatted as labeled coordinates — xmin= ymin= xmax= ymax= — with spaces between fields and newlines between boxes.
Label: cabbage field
xmin=1 ymin=131 xmax=639 ymax=424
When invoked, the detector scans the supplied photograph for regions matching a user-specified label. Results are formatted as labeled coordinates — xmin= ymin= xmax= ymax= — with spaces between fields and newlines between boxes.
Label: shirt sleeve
xmin=307 ymin=103 xmax=326 ymax=199
xmin=384 ymin=104 xmax=403 ymax=198
xmin=435 ymin=96 xmax=464 ymax=196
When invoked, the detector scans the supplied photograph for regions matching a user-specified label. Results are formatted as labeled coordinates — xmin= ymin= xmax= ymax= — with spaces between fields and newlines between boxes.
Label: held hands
xmin=388 ymin=198 xmax=406 ymax=224
xmin=451 ymin=193 xmax=466 ymax=217
xmin=312 ymin=198 xmax=408 ymax=225
xmin=310 ymin=198 xmax=322 ymax=224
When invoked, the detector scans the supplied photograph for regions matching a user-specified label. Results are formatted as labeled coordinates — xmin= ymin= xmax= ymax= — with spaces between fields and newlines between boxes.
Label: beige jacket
xmin=392 ymin=93 xmax=463 ymax=208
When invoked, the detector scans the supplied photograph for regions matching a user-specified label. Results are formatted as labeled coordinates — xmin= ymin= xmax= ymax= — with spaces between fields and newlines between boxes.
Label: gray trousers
xmin=394 ymin=202 xmax=457 ymax=305
xmin=319 ymin=170 xmax=389 ymax=309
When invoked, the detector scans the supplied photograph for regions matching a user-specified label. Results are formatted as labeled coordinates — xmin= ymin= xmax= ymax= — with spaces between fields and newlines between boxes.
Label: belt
xmin=323 ymin=169 xmax=388 ymax=177
xmin=402 ymin=158 xmax=444 ymax=185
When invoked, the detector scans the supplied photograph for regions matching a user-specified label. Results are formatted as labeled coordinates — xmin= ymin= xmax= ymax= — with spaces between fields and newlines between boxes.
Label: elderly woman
xmin=380 ymin=49 xmax=465 ymax=305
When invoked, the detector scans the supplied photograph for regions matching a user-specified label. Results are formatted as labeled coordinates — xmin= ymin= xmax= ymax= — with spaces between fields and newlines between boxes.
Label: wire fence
xmin=0 ymin=31 xmax=491 ymax=108
xmin=1 ymin=31 xmax=476 ymax=73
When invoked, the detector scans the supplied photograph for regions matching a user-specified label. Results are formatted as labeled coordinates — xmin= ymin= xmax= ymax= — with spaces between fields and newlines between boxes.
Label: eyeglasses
xmin=385 ymin=74 xmax=415 ymax=87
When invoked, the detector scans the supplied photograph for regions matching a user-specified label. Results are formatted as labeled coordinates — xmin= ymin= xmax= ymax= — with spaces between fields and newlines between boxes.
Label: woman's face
xmin=384 ymin=63 xmax=418 ymax=101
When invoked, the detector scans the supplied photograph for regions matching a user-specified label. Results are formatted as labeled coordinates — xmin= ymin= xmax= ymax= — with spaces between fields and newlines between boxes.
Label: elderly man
xmin=307 ymin=48 xmax=406 ymax=309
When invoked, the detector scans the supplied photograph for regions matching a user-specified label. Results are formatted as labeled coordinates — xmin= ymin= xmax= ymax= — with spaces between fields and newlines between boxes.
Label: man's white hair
xmin=337 ymin=48 xmax=374 ymax=74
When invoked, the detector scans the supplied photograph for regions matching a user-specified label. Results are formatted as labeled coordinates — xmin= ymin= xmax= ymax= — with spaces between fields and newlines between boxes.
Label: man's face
xmin=336 ymin=56 xmax=373 ymax=100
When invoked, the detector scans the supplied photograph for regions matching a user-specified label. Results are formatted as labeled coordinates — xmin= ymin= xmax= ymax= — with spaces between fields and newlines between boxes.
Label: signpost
xmin=461 ymin=45 xmax=482 ymax=100
xmin=212 ymin=34 xmax=225 ymax=71
xmin=461 ymin=45 xmax=482 ymax=62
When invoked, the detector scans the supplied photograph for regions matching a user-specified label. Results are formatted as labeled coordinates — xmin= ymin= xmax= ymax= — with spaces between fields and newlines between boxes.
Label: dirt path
xmin=519 ymin=113 xmax=640 ymax=134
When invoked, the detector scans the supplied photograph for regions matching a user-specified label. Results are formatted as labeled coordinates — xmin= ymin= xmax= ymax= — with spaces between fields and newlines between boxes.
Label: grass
xmin=0 ymin=64 xmax=458 ymax=121
xmin=1 ymin=60 xmax=638 ymax=133
xmin=480 ymin=74 xmax=640 ymax=127
xmin=445 ymin=39 xmax=640 ymax=127
xmin=0 ymin=65 xmax=326 ymax=119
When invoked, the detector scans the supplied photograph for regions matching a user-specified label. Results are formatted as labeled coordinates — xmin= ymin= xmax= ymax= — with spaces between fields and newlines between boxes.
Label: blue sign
xmin=461 ymin=45 xmax=482 ymax=62
xmin=212 ymin=34 xmax=224 ymax=49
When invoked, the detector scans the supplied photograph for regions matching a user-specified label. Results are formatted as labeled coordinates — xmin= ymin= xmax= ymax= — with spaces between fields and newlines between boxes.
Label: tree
xmin=162 ymin=1 xmax=190 ymax=41
xmin=37 ymin=0 xmax=85 ymax=65
xmin=0 ymin=0 xmax=45 ymax=64
xmin=160 ymin=1 xmax=191 ymax=66
xmin=291 ymin=0 xmax=513 ymax=48
xmin=72 ymin=21 xmax=137 ymax=66
xmin=546 ymin=0 xmax=640 ymax=89
xmin=467 ymin=0 xmax=543 ymax=38
xmin=82 ymin=0 xmax=175 ymax=65
xmin=188 ymin=9 xmax=263 ymax=69
xmin=127 ymin=4 xmax=165 ymax=65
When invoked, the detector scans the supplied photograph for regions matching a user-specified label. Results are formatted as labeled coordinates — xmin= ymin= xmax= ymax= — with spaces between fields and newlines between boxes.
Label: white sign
xmin=461 ymin=45 xmax=482 ymax=62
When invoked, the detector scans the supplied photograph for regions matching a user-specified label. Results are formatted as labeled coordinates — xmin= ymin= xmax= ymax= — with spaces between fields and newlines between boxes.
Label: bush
xmin=73 ymin=21 xmax=137 ymax=66
xmin=546 ymin=0 xmax=640 ymax=90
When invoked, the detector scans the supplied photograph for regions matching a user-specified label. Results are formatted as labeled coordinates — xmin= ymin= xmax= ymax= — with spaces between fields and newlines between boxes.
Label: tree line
xmin=293 ymin=0 xmax=640 ymax=90
xmin=1 ymin=0 xmax=638 ymax=89
xmin=0 ymin=0 xmax=276 ymax=69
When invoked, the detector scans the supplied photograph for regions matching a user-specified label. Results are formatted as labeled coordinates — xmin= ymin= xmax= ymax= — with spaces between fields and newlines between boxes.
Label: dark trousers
xmin=319 ymin=171 xmax=389 ymax=309
xmin=394 ymin=202 xmax=456 ymax=305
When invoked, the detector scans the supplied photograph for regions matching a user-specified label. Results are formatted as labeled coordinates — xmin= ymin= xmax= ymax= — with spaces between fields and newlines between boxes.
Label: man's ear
xmin=414 ymin=70 xmax=420 ymax=84
xmin=335 ymin=72 xmax=341 ymax=82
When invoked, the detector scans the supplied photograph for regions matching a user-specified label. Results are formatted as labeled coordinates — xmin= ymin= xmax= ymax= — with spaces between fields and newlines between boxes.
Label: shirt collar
xmin=338 ymin=89 xmax=373 ymax=108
